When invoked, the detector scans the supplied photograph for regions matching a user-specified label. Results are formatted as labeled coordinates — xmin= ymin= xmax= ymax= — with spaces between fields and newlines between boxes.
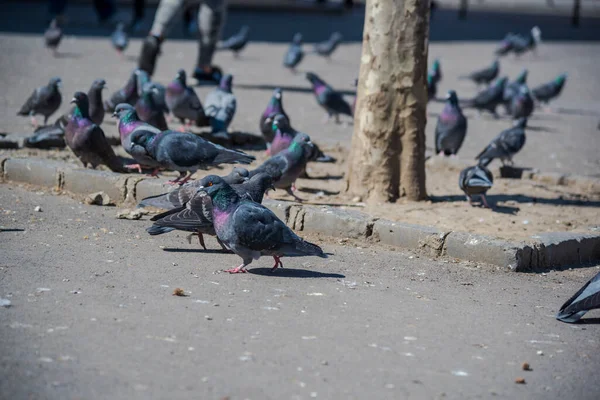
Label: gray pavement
xmin=1 ymin=184 xmax=600 ymax=399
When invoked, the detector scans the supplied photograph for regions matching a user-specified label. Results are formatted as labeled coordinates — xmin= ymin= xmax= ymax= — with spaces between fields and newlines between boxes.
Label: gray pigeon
xmin=502 ymin=69 xmax=528 ymax=113
xmin=17 ymin=77 xmax=62 ymax=127
xmin=88 ymin=79 xmax=107 ymax=125
xmin=65 ymin=92 xmax=125 ymax=172
xmin=460 ymin=60 xmax=499 ymax=86
xmin=429 ymin=59 xmax=442 ymax=85
xmin=136 ymin=83 xmax=169 ymax=130
xmin=459 ymin=165 xmax=494 ymax=208
xmin=269 ymin=114 xmax=335 ymax=163
xmin=104 ymin=69 xmax=139 ymax=113
xmin=165 ymin=69 xmax=207 ymax=127
xmin=435 ymin=90 xmax=467 ymax=156
xmin=463 ymin=77 xmax=508 ymax=117
xmin=476 ymin=118 xmax=527 ymax=167
xmin=510 ymin=85 xmax=534 ymax=120
xmin=248 ymin=133 xmax=316 ymax=200
xmin=196 ymin=175 xmax=327 ymax=273
xmin=44 ymin=18 xmax=62 ymax=56
xmin=532 ymin=74 xmax=567 ymax=105
xmin=129 ymin=129 xmax=255 ymax=184
xmin=135 ymin=69 xmax=168 ymax=114
xmin=24 ymin=117 xmax=67 ymax=149
xmin=283 ymin=33 xmax=304 ymax=72
xmin=111 ymin=22 xmax=129 ymax=54
xmin=204 ymin=74 xmax=237 ymax=133
xmin=305 ymin=72 xmax=353 ymax=123
xmin=260 ymin=88 xmax=290 ymax=143
xmin=556 ymin=271 xmax=600 ymax=323
xmin=313 ymin=32 xmax=343 ymax=59
xmin=218 ymin=25 xmax=250 ymax=56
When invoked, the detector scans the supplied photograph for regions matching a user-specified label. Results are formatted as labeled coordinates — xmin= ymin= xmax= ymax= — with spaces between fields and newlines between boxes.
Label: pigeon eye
xmin=207 ymin=182 xmax=213 ymax=187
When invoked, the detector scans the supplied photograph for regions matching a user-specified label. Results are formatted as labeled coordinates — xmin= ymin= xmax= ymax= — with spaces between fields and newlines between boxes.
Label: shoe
xmin=138 ymin=36 xmax=161 ymax=76
xmin=192 ymin=66 xmax=223 ymax=85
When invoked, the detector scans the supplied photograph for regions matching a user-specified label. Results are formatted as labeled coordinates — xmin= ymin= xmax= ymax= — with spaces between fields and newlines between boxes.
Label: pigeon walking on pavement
xmin=44 ymin=18 xmax=63 ymax=56
xmin=427 ymin=74 xmax=438 ymax=103
xmin=476 ymin=117 xmax=527 ymax=167
xmin=312 ymin=32 xmax=343 ymax=59
xmin=495 ymin=27 xmax=541 ymax=57
xmin=459 ymin=165 xmax=494 ymax=208
xmin=204 ymin=74 xmax=237 ymax=133
xmin=435 ymin=91 xmax=468 ymax=156
xmin=510 ymin=85 xmax=534 ymax=119
xmin=88 ymin=79 xmax=107 ymax=125
xmin=186 ymin=175 xmax=327 ymax=273
xmin=165 ymin=69 xmax=207 ymax=128
xmin=104 ymin=69 xmax=140 ymax=113
xmin=502 ymin=69 xmax=528 ymax=113
xmin=217 ymin=25 xmax=250 ymax=57
xmin=65 ymin=92 xmax=126 ymax=172
xmin=305 ymin=72 xmax=353 ymax=123
xmin=259 ymin=88 xmax=290 ymax=145
xmin=128 ymin=129 xmax=255 ymax=185
xmin=463 ymin=77 xmax=508 ymax=117
xmin=556 ymin=271 xmax=600 ymax=323
xmin=460 ymin=60 xmax=499 ymax=86
xmin=136 ymin=83 xmax=169 ymax=130
xmin=111 ymin=22 xmax=129 ymax=55
xmin=531 ymin=74 xmax=567 ymax=106
xmin=17 ymin=77 xmax=62 ymax=127
xmin=283 ymin=33 xmax=304 ymax=72
xmin=429 ymin=58 xmax=442 ymax=85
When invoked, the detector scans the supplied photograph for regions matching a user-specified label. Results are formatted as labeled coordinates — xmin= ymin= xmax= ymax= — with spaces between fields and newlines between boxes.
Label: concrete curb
xmin=2 ymin=157 xmax=600 ymax=271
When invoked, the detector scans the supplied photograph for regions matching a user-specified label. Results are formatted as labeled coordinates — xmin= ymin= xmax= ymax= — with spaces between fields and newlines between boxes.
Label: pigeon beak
xmin=111 ymin=111 xmax=118 ymax=118
xmin=269 ymin=184 xmax=276 ymax=191
xmin=242 ymin=177 xmax=250 ymax=182
xmin=198 ymin=186 xmax=205 ymax=190
xmin=70 ymin=98 xmax=76 ymax=104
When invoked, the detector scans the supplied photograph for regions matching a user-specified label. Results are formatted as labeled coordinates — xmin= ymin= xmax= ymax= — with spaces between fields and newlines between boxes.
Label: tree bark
xmin=346 ymin=0 xmax=429 ymax=203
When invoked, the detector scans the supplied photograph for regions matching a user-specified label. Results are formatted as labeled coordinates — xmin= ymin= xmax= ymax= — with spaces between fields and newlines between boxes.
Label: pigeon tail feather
xmin=146 ymin=225 xmax=175 ymax=235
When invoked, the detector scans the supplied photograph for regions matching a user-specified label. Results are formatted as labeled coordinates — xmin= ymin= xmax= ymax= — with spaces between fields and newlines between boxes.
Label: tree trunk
xmin=345 ymin=0 xmax=429 ymax=203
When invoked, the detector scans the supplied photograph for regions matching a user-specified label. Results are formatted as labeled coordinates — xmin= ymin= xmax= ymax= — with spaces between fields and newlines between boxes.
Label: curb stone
xmin=2 ymin=157 xmax=599 ymax=271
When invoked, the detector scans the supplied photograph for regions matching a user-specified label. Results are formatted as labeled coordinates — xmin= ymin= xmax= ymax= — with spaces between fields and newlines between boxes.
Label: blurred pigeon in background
xmin=218 ymin=25 xmax=250 ymax=57
xmin=305 ymin=72 xmax=353 ymax=123
xmin=532 ymin=74 xmax=567 ymax=106
xmin=312 ymin=32 xmax=343 ymax=59
xmin=283 ymin=33 xmax=304 ymax=72
xmin=259 ymin=88 xmax=290 ymax=146
xmin=104 ymin=69 xmax=139 ymax=112
xmin=496 ymin=26 xmax=541 ymax=57
xmin=463 ymin=77 xmax=507 ymax=117
xmin=165 ymin=69 xmax=207 ymax=128
xmin=111 ymin=22 xmax=129 ymax=55
xmin=556 ymin=271 xmax=600 ymax=323
xmin=429 ymin=58 xmax=442 ymax=85
xmin=503 ymin=69 xmax=528 ymax=113
xmin=476 ymin=117 xmax=527 ymax=167
xmin=460 ymin=60 xmax=499 ymax=86
xmin=510 ymin=85 xmax=534 ymax=120
xmin=459 ymin=165 xmax=494 ymax=208
xmin=44 ymin=18 xmax=63 ymax=56
xmin=17 ymin=77 xmax=62 ymax=127
xmin=435 ymin=90 xmax=467 ymax=156
xmin=204 ymin=74 xmax=237 ymax=133
xmin=88 ymin=78 xmax=107 ymax=125
xmin=136 ymin=83 xmax=169 ymax=130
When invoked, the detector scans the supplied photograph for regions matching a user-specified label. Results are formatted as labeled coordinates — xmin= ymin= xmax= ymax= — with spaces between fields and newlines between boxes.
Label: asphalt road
xmin=1 ymin=184 xmax=599 ymax=399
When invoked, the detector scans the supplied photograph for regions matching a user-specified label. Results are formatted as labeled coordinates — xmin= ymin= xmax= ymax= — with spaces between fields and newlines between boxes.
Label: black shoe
xmin=138 ymin=36 xmax=161 ymax=76
xmin=192 ymin=66 xmax=223 ymax=85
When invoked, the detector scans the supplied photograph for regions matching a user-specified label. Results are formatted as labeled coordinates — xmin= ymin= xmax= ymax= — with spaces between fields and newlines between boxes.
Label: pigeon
xmin=146 ymin=172 xmax=276 ymax=251
xmin=312 ymin=32 xmax=343 ymax=59
xmin=531 ymin=74 xmax=567 ymax=105
xmin=510 ymin=85 xmax=534 ymax=120
xmin=217 ymin=25 xmax=250 ymax=56
xmin=204 ymin=74 xmax=237 ymax=133
xmin=268 ymin=114 xmax=334 ymax=164
xmin=429 ymin=58 xmax=442 ymax=85
xmin=24 ymin=117 xmax=67 ymax=149
xmin=259 ymin=88 xmax=290 ymax=144
xmin=496 ymin=26 xmax=541 ymax=57
xmin=283 ymin=33 xmax=304 ymax=72
xmin=136 ymin=83 xmax=169 ymax=130
xmin=195 ymin=175 xmax=327 ymax=273
xmin=556 ymin=271 xmax=600 ymax=323
xmin=476 ymin=117 xmax=527 ymax=167
xmin=305 ymin=72 xmax=353 ymax=123
xmin=104 ymin=69 xmax=139 ymax=113
xmin=111 ymin=22 xmax=129 ymax=54
xmin=44 ymin=18 xmax=63 ymax=56
xmin=427 ymin=74 xmax=438 ymax=102
xmin=165 ymin=69 xmax=207 ymax=127
xmin=135 ymin=69 xmax=168 ymax=114
xmin=128 ymin=129 xmax=255 ymax=184
xmin=64 ymin=92 xmax=125 ymax=172
xmin=463 ymin=77 xmax=508 ymax=117
xmin=435 ymin=91 xmax=468 ymax=156
xmin=248 ymin=133 xmax=316 ymax=200
xmin=17 ymin=77 xmax=62 ymax=128
xmin=139 ymin=167 xmax=250 ymax=209
xmin=87 ymin=79 xmax=107 ymax=125
xmin=459 ymin=165 xmax=494 ymax=208
xmin=460 ymin=60 xmax=499 ymax=86
xmin=502 ymin=69 xmax=528 ymax=112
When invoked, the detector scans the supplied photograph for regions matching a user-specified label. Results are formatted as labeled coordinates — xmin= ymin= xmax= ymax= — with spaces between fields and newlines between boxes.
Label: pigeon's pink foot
xmin=271 ymin=256 xmax=284 ymax=272
xmin=481 ymin=194 xmax=492 ymax=209
xmin=125 ymin=163 xmax=143 ymax=173
xmin=438 ymin=151 xmax=444 ymax=156
xmin=166 ymin=177 xmax=182 ymax=185
xmin=30 ymin=117 xmax=38 ymax=128
xmin=225 ymin=264 xmax=247 ymax=274
xmin=178 ymin=126 xmax=186 ymax=132
xmin=149 ymin=168 xmax=161 ymax=177
xmin=178 ymin=174 xmax=193 ymax=185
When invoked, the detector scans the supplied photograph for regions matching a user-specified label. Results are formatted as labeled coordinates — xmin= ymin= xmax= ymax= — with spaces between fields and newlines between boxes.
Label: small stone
xmin=173 ymin=288 xmax=187 ymax=297
xmin=321 ymin=360 xmax=328 ymax=366
xmin=537 ymin=350 xmax=544 ymax=356
xmin=205 ymin=315 xmax=213 ymax=321
xmin=0 ymin=298 xmax=11 ymax=308
xmin=116 ymin=209 xmax=144 ymax=220
xmin=85 ymin=192 xmax=112 ymax=206
xmin=34 ymin=206 xmax=42 ymax=212
xmin=352 ymin=196 xmax=361 ymax=202
xmin=515 ymin=377 xmax=526 ymax=384
xmin=522 ymin=362 xmax=531 ymax=371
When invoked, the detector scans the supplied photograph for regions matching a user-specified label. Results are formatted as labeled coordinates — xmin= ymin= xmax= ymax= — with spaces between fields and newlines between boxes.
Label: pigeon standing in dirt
xmin=460 ymin=60 xmax=499 ymax=86
xmin=204 ymin=74 xmax=237 ymax=133
xmin=17 ymin=77 xmax=62 ymax=127
xmin=44 ymin=18 xmax=63 ymax=56
xmin=104 ymin=69 xmax=140 ymax=112
xmin=65 ymin=92 xmax=125 ymax=172
xmin=313 ymin=32 xmax=343 ymax=59
xmin=218 ymin=25 xmax=250 ymax=56
xmin=283 ymin=33 xmax=304 ymax=72
xmin=503 ymin=69 xmax=528 ymax=113
xmin=556 ymin=271 xmax=600 ymax=323
xmin=459 ymin=165 xmax=494 ymax=208
xmin=476 ymin=117 xmax=527 ymax=167
xmin=136 ymin=83 xmax=169 ymax=130
xmin=463 ymin=77 xmax=508 ymax=117
xmin=165 ymin=69 xmax=207 ymax=127
xmin=532 ymin=74 xmax=567 ymax=105
xmin=435 ymin=91 xmax=467 ymax=156
xmin=111 ymin=22 xmax=129 ymax=55
xmin=510 ymin=85 xmax=534 ymax=119
xmin=129 ymin=129 xmax=255 ymax=184
xmin=87 ymin=79 xmax=107 ymax=125
xmin=259 ymin=88 xmax=290 ymax=144
xmin=195 ymin=175 xmax=327 ymax=273
xmin=305 ymin=72 xmax=353 ymax=123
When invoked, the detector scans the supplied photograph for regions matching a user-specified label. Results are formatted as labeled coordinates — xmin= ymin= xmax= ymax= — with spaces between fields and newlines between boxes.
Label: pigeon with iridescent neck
xmin=435 ymin=91 xmax=467 ymax=156
xmin=136 ymin=83 xmax=169 ymax=130
xmin=459 ymin=60 xmax=499 ymax=86
xmin=259 ymin=88 xmax=290 ymax=144
xmin=204 ymin=74 xmax=237 ymax=133
xmin=532 ymin=74 xmax=567 ymax=105
xmin=463 ymin=77 xmax=508 ymax=117
xmin=502 ymin=69 xmax=528 ymax=113
xmin=459 ymin=165 xmax=494 ymax=208
xmin=283 ymin=33 xmax=304 ymax=72
xmin=429 ymin=58 xmax=442 ymax=85
xmin=65 ymin=92 xmax=126 ymax=172
xmin=104 ymin=69 xmax=139 ymax=113
xmin=476 ymin=118 xmax=527 ymax=167
xmin=510 ymin=86 xmax=534 ymax=120
xmin=305 ymin=72 xmax=353 ymax=123
xmin=165 ymin=69 xmax=207 ymax=128
xmin=135 ymin=69 xmax=168 ymax=114
xmin=17 ymin=77 xmax=62 ymax=127
xmin=88 ymin=79 xmax=107 ymax=125
xmin=268 ymin=114 xmax=334 ymax=164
